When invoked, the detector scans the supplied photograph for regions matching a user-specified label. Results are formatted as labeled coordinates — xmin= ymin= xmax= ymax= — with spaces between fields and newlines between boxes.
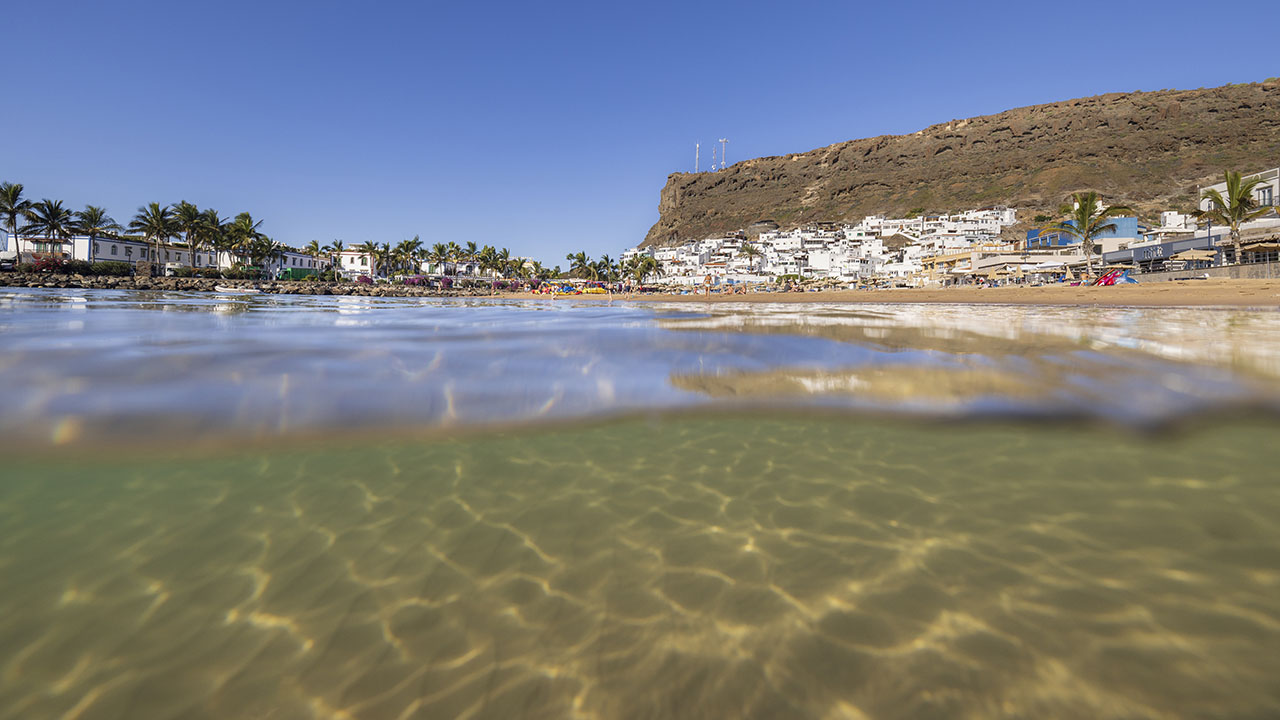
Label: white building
xmin=1199 ymin=168 xmax=1279 ymax=212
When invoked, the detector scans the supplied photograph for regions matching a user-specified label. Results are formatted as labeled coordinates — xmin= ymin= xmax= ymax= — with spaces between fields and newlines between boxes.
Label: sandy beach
xmin=667 ymin=277 xmax=1280 ymax=307
xmin=517 ymin=278 xmax=1280 ymax=308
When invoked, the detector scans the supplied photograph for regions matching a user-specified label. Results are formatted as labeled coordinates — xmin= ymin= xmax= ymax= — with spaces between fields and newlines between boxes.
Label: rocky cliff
xmin=643 ymin=81 xmax=1280 ymax=246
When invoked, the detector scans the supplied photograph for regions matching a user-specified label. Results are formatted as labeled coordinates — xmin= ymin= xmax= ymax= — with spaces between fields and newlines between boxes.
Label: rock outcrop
xmin=644 ymin=81 xmax=1280 ymax=246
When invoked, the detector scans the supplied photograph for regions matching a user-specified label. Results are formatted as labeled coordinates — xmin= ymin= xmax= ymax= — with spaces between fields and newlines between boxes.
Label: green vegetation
xmin=91 ymin=261 xmax=133 ymax=276
xmin=566 ymin=251 xmax=597 ymax=281
xmin=623 ymin=254 xmax=661 ymax=284
xmin=736 ymin=241 xmax=763 ymax=273
xmin=1 ymin=179 xmax=542 ymax=282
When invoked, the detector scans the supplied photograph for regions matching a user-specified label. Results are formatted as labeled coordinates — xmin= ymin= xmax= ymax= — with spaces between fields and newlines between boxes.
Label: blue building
xmin=1026 ymin=217 xmax=1148 ymax=249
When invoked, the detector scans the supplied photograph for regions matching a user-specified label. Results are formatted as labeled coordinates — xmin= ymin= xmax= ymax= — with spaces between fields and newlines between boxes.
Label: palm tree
xmin=524 ymin=260 xmax=547 ymax=281
xmin=240 ymin=235 xmax=277 ymax=269
xmin=624 ymin=255 xmax=660 ymax=285
xmin=463 ymin=241 xmax=479 ymax=273
xmin=567 ymin=251 xmax=596 ymax=281
xmin=266 ymin=240 xmax=288 ymax=272
xmin=1038 ymin=191 xmax=1133 ymax=276
xmin=302 ymin=240 xmax=322 ymax=275
xmin=356 ymin=240 xmax=380 ymax=277
xmin=172 ymin=201 xmax=205 ymax=267
xmin=377 ymin=243 xmax=393 ymax=277
xmin=595 ymin=254 xmax=617 ymax=282
xmin=73 ymin=205 xmax=122 ymax=242
xmin=225 ymin=212 xmax=265 ymax=268
xmin=496 ymin=247 xmax=512 ymax=277
xmin=396 ymin=236 xmax=423 ymax=275
xmin=199 ymin=209 xmax=230 ymax=270
xmin=737 ymin=242 xmax=763 ymax=273
xmin=21 ymin=199 xmax=77 ymax=259
xmin=428 ymin=242 xmax=450 ymax=276
xmin=446 ymin=241 xmax=463 ymax=275
xmin=323 ymin=240 xmax=345 ymax=278
xmin=1193 ymin=170 xmax=1274 ymax=262
xmin=0 ymin=182 xmax=32 ymax=261
xmin=128 ymin=203 xmax=180 ymax=272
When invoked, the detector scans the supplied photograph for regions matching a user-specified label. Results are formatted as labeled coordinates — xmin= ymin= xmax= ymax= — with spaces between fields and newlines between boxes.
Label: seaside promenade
xmin=615 ymin=277 xmax=1280 ymax=308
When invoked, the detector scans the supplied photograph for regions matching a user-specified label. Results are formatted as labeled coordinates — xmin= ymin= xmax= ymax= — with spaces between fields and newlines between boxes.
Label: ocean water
xmin=2 ymin=288 xmax=1279 ymax=719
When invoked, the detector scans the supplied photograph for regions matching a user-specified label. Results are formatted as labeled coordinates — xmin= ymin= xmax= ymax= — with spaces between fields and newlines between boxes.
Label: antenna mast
xmin=695 ymin=142 xmax=699 ymax=173
xmin=719 ymin=138 xmax=729 ymax=169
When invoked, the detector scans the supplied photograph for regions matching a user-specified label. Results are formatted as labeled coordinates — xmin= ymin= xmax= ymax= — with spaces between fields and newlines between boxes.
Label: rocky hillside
xmin=643 ymin=81 xmax=1280 ymax=246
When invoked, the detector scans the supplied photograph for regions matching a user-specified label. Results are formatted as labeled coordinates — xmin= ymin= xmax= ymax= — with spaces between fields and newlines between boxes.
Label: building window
xmin=1258 ymin=186 xmax=1274 ymax=207
xmin=111 ymin=245 xmax=118 ymax=256
xmin=125 ymin=247 xmax=132 ymax=257
xmin=361 ymin=257 xmax=368 ymax=266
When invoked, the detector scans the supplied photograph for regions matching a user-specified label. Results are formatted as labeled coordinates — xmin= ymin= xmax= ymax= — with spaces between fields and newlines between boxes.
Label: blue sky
xmin=2 ymin=0 xmax=1272 ymax=267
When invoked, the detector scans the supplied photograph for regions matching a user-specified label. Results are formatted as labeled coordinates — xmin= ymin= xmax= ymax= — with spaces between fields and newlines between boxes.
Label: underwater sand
xmin=3 ymin=415 xmax=1279 ymax=720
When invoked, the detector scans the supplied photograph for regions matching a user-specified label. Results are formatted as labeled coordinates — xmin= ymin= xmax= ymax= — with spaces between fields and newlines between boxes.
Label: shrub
xmin=198 ymin=268 xmax=222 ymax=279
xmin=221 ymin=268 xmax=253 ymax=280
xmin=17 ymin=263 xmax=36 ymax=273
xmin=440 ymin=276 xmax=452 ymax=289
xmin=171 ymin=267 xmax=200 ymax=278
xmin=302 ymin=274 xmax=318 ymax=282
xmin=355 ymin=275 xmax=373 ymax=285
xmin=91 ymin=261 xmax=133 ymax=276
xmin=33 ymin=256 xmax=66 ymax=273
xmin=62 ymin=259 xmax=94 ymax=275
xmin=403 ymin=275 xmax=426 ymax=286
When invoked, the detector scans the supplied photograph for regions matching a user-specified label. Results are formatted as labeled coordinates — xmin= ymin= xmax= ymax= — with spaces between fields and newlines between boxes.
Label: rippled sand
xmin=2 ymin=415 xmax=1278 ymax=719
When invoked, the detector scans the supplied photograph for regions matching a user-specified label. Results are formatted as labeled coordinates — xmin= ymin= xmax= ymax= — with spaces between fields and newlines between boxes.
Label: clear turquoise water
xmin=2 ymin=288 xmax=1279 ymax=718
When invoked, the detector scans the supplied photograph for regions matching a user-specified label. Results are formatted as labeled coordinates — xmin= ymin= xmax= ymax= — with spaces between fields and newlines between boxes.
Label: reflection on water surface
xmin=2 ymin=289 xmax=1279 ymax=447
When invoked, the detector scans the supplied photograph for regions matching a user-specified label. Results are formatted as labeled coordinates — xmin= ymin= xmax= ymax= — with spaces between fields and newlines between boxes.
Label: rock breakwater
xmin=0 ymin=273 xmax=510 ymax=297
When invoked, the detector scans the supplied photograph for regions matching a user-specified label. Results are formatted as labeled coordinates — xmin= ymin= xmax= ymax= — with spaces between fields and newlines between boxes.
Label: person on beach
xmin=703 ymin=274 xmax=713 ymax=297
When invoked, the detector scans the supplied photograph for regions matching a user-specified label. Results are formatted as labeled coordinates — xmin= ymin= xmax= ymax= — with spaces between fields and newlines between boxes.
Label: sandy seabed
xmin=2 ymin=415 xmax=1279 ymax=720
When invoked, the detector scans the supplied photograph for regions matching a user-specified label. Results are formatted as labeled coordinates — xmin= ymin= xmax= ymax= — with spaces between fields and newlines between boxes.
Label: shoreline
xmin=4 ymin=273 xmax=1279 ymax=308
xmin=552 ymin=278 xmax=1280 ymax=308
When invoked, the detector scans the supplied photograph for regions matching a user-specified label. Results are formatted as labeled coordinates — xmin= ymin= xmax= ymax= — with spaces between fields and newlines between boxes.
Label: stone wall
xmin=1135 ymin=263 xmax=1280 ymax=282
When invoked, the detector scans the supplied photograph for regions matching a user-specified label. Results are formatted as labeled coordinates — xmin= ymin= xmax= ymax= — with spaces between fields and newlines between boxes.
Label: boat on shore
xmin=214 ymin=285 xmax=260 ymax=294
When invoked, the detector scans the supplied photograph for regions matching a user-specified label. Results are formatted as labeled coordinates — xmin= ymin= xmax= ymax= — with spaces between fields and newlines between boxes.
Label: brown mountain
xmin=643 ymin=81 xmax=1280 ymax=246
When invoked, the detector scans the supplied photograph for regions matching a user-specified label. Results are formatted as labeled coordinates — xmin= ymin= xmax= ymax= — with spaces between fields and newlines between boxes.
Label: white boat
xmin=214 ymin=285 xmax=260 ymax=295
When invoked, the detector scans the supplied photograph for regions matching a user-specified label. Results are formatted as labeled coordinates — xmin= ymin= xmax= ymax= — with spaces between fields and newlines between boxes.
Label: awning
xmin=1170 ymin=249 xmax=1216 ymax=261
xmin=1031 ymin=260 xmax=1067 ymax=270
xmin=1242 ymin=242 xmax=1280 ymax=252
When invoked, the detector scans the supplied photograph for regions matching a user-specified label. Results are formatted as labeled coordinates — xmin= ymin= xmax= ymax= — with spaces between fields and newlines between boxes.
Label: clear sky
xmin=2 ymin=0 xmax=1272 ymax=267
